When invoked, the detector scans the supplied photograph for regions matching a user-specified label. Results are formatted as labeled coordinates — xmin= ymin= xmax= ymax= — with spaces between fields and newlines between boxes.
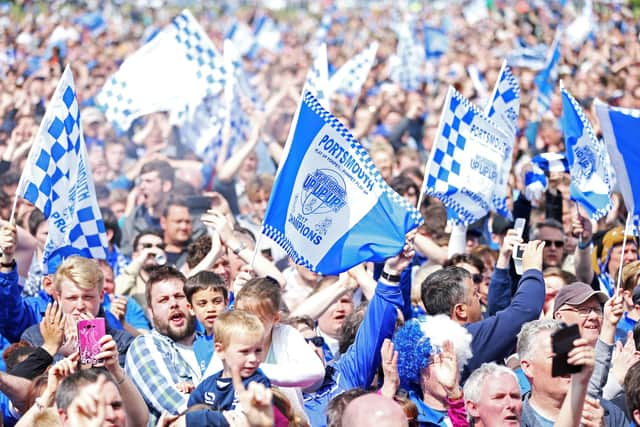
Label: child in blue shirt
xmin=186 ymin=310 xmax=271 ymax=426
xmin=184 ymin=271 xmax=229 ymax=374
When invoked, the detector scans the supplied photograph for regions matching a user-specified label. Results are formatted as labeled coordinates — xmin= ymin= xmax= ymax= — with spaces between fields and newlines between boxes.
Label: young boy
xmin=186 ymin=310 xmax=271 ymax=425
xmin=184 ymin=271 xmax=229 ymax=374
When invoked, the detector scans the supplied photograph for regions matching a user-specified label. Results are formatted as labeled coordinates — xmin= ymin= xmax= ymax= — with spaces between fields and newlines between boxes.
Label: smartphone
xmin=551 ymin=323 xmax=582 ymax=377
xmin=77 ymin=318 xmax=106 ymax=365
xmin=514 ymin=218 xmax=526 ymax=238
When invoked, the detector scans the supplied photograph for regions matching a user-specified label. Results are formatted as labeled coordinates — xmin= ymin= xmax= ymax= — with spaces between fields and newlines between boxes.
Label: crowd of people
xmin=0 ymin=0 xmax=639 ymax=426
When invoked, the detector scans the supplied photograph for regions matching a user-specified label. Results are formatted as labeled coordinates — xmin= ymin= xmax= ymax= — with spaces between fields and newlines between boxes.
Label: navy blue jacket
xmin=463 ymin=268 xmax=545 ymax=381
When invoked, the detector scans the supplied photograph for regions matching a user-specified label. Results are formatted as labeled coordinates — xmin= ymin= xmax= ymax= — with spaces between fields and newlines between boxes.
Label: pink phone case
xmin=77 ymin=318 xmax=106 ymax=365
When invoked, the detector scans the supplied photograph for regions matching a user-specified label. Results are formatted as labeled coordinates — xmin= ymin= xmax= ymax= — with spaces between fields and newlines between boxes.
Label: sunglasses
xmin=140 ymin=243 xmax=166 ymax=250
xmin=543 ymin=240 xmax=564 ymax=248
xmin=472 ymin=273 xmax=484 ymax=284
xmin=305 ymin=336 xmax=325 ymax=347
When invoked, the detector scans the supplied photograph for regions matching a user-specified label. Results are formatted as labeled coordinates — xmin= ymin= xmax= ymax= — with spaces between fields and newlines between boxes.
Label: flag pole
xmin=574 ymin=201 xmax=582 ymax=247
xmin=616 ymin=212 xmax=631 ymax=292
xmin=8 ymin=194 xmax=18 ymax=224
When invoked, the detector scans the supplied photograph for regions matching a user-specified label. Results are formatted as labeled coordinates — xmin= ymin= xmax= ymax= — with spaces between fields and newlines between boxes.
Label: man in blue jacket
xmin=421 ymin=240 xmax=546 ymax=381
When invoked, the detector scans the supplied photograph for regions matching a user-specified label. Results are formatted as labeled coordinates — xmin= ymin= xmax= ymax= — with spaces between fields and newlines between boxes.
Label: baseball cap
xmin=552 ymin=282 xmax=608 ymax=314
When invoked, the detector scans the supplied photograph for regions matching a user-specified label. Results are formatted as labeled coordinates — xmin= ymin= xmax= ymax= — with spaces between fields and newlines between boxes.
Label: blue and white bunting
xmin=560 ymin=84 xmax=612 ymax=220
xmin=328 ymin=41 xmax=378 ymax=98
xmin=17 ymin=66 xmax=108 ymax=267
xmin=534 ymin=32 xmax=561 ymax=118
xmin=484 ymin=60 xmax=520 ymax=219
xmin=422 ymin=86 xmax=512 ymax=225
xmin=303 ymin=43 xmax=330 ymax=109
xmin=97 ymin=9 xmax=226 ymax=131
xmin=261 ymin=91 xmax=423 ymax=274
xmin=423 ymin=25 xmax=448 ymax=59
xmin=595 ymin=101 xmax=640 ymax=228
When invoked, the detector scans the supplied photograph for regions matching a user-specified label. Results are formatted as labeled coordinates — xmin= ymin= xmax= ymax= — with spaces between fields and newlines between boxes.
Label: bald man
xmin=342 ymin=394 xmax=408 ymax=427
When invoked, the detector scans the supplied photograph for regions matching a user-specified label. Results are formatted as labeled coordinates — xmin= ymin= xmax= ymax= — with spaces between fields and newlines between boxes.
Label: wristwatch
xmin=380 ymin=271 xmax=401 ymax=283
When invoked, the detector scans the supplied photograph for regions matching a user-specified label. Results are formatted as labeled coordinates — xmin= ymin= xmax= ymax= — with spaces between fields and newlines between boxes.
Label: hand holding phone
xmin=77 ymin=318 xmax=106 ymax=366
xmin=551 ymin=323 xmax=582 ymax=377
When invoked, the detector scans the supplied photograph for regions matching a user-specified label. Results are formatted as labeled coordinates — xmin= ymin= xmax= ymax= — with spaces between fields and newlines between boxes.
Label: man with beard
xmin=125 ymin=265 xmax=200 ymax=426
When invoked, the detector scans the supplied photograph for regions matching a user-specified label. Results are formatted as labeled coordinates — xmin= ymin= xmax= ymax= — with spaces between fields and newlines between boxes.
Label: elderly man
xmin=463 ymin=362 xmax=522 ymax=426
xmin=517 ymin=319 xmax=627 ymax=426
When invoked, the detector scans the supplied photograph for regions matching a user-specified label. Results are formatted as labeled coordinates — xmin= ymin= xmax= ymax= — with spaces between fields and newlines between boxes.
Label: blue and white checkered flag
xmin=422 ymin=86 xmax=512 ymax=225
xmin=484 ymin=60 xmax=520 ymax=219
xmin=423 ymin=25 xmax=447 ymax=59
xmin=534 ymin=31 xmax=561 ymax=118
xmin=328 ymin=41 xmax=378 ymax=98
xmin=524 ymin=153 xmax=570 ymax=202
xmin=485 ymin=60 xmax=520 ymax=139
xmin=17 ymin=66 xmax=108 ymax=267
xmin=261 ymin=91 xmax=423 ymax=274
xmin=560 ymin=83 xmax=612 ymax=220
xmin=390 ymin=26 xmax=424 ymax=91
xmin=97 ymin=9 xmax=226 ymax=131
xmin=303 ymin=43 xmax=330 ymax=109
xmin=595 ymin=100 xmax=640 ymax=228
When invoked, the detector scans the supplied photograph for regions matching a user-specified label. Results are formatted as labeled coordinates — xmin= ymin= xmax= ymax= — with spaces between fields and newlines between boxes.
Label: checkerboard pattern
xmin=329 ymin=41 xmax=378 ymax=98
xmin=392 ymin=29 xmax=424 ymax=91
xmin=98 ymin=10 xmax=226 ymax=131
xmin=19 ymin=66 xmax=108 ymax=264
xmin=486 ymin=62 xmax=520 ymax=138
xmin=424 ymin=87 xmax=490 ymax=225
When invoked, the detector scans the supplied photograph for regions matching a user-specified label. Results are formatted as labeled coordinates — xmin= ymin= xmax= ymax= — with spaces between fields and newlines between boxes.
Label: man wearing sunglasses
xmin=530 ymin=219 xmax=566 ymax=270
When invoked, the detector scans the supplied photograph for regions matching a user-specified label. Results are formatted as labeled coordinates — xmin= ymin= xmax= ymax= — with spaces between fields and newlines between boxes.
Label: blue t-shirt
xmin=188 ymin=369 xmax=270 ymax=411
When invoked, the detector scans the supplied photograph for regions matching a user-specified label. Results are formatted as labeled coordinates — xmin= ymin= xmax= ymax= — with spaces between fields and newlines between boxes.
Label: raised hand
xmin=521 ymin=240 xmax=545 ymax=272
xmin=379 ymin=339 xmax=400 ymax=399
xmin=231 ymin=366 xmax=273 ymax=427
xmin=431 ymin=340 xmax=461 ymax=398
xmin=40 ymin=301 xmax=65 ymax=356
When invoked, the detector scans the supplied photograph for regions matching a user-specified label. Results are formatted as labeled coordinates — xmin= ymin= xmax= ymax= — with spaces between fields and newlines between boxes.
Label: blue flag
xmin=595 ymin=101 xmax=640 ymax=227
xmin=422 ymin=86 xmax=511 ymax=225
xmin=423 ymin=25 xmax=448 ymax=59
xmin=534 ymin=32 xmax=561 ymax=118
xmin=328 ymin=42 xmax=378 ymax=98
xmin=17 ymin=66 xmax=108 ymax=267
xmin=261 ymin=92 xmax=423 ymax=274
xmin=560 ymin=84 xmax=612 ymax=220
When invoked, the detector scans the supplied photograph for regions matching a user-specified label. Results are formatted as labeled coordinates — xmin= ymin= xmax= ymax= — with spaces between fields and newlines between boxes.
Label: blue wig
xmin=392 ymin=318 xmax=432 ymax=390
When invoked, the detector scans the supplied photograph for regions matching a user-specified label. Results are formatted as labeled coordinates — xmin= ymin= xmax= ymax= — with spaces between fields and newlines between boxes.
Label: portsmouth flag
xmin=595 ymin=101 xmax=640 ymax=227
xmin=303 ymin=43 xmax=330 ymax=109
xmin=534 ymin=32 xmax=561 ymax=118
xmin=560 ymin=84 xmax=612 ymax=220
xmin=328 ymin=42 xmax=378 ymax=98
xmin=261 ymin=92 xmax=423 ymax=274
xmin=422 ymin=86 xmax=512 ymax=225
xmin=484 ymin=60 xmax=520 ymax=219
xmin=97 ymin=10 xmax=226 ymax=131
xmin=532 ymin=152 xmax=569 ymax=173
xmin=17 ymin=66 xmax=108 ymax=267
